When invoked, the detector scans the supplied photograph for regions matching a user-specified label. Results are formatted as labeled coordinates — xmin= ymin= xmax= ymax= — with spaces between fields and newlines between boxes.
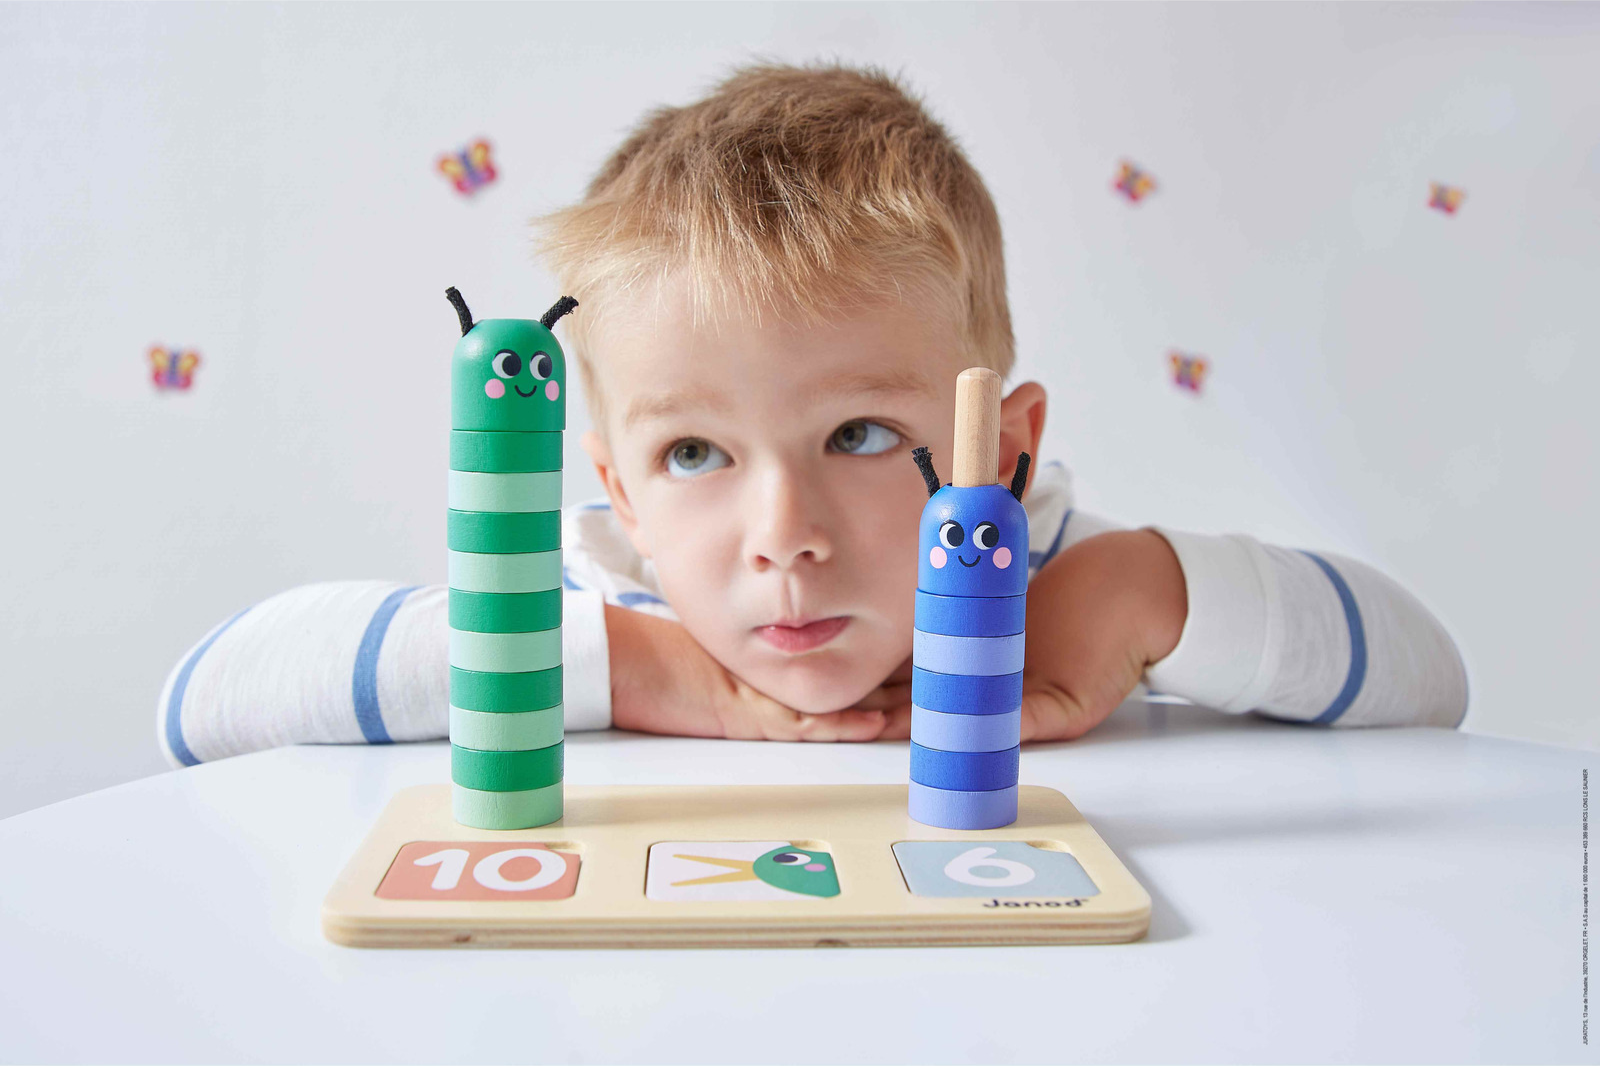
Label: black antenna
xmin=445 ymin=287 xmax=474 ymax=336
xmin=1009 ymin=452 xmax=1031 ymax=502
xmin=541 ymin=296 xmax=579 ymax=330
xmin=912 ymin=447 xmax=941 ymax=498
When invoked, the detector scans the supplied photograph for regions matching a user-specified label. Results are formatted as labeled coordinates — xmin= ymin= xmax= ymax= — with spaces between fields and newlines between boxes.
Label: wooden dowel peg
xmin=952 ymin=367 xmax=1001 ymax=487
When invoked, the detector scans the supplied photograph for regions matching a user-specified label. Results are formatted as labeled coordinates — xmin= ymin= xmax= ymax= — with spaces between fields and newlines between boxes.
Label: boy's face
xmin=586 ymin=283 xmax=968 ymax=714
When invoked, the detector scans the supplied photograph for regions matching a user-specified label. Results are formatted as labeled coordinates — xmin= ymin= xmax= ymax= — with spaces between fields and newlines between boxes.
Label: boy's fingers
xmin=878 ymin=704 xmax=914 ymax=740
xmin=787 ymin=708 xmax=888 ymax=743
xmin=1019 ymin=685 xmax=1104 ymax=743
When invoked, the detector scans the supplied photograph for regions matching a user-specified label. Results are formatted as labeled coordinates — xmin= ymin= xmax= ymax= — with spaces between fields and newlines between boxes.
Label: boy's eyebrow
xmin=623 ymin=370 xmax=936 ymax=428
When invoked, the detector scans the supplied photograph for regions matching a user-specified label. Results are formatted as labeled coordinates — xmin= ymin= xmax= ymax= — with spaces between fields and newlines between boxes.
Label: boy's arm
xmin=1019 ymin=529 xmax=1469 ymax=741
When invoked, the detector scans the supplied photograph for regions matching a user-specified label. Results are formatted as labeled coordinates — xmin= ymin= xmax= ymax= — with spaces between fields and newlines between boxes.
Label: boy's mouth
xmin=755 ymin=616 xmax=851 ymax=654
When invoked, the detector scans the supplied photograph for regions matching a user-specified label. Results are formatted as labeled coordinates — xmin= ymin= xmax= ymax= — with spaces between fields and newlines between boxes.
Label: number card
xmin=377 ymin=841 xmax=580 ymax=901
xmin=892 ymin=841 xmax=1098 ymax=899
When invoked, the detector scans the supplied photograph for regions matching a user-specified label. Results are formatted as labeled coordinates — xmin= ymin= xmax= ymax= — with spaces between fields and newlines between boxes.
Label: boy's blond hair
xmin=533 ymin=62 xmax=1013 ymax=421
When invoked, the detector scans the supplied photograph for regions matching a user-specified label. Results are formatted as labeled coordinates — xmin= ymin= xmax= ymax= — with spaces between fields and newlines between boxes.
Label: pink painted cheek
xmin=545 ymin=380 xmax=560 ymax=401
xmin=929 ymin=546 xmax=947 ymax=569
xmin=805 ymin=863 xmax=826 ymax=872
xmin=483 ymin=379 xmax=505 ymax=399
xmin=993 ymin=546 xmax=1013 ymax=569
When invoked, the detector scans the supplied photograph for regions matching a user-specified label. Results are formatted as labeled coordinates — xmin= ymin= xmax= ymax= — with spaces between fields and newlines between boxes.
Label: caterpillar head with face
xmin=913 ymin=447 xmax=1030 ymax=599
xmin=447 ymin=287 xmax=575 ymax=432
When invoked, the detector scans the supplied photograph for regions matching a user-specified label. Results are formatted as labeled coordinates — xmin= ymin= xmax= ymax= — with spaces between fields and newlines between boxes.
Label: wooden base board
xmin=322 ymin=783 xmax=1150 ymax=949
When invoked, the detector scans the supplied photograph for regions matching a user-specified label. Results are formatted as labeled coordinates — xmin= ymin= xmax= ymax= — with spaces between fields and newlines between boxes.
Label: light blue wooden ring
xmin=907 ymin=782 xmax=1019 ymax=831
xmin=914 ymin=630 xmax=1025 ymax=676
xmin=914 ymin=591 xmax=1026 ymax=637
xmin=449 ymin=705 xmax=564 ymax=751
xmin=448 ymin=471 xmax=562 ymax=513
xmin=449 ymin=627 xmax=562 ymax=673
xmin=452 ymin=782 xmax=562 ymax=829
xmin=909 ymin=742 xmax=1020 ymax=792
xmin=911 ymin=706 xmax=1021 ymax=753
xmin=448 ymin=549 xmax=562 ymax=594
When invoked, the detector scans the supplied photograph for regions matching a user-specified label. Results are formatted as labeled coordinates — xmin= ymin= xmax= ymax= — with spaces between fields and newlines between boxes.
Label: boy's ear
xmin=581 ymin=430 xmax=653 ymax=559
xmin=998 ymin=381 xmax=1047 ymax=499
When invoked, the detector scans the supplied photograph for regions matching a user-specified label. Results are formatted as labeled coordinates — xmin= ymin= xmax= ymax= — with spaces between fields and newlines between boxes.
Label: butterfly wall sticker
xmin=149 ymin=345 xmax=201 ymax=391
xmin=1170 ymin=351 xmax=1209 ymax=394
xmin=1428 ymin=182 xmax=1466 ymax=216
xmin=1113 ymin=161 xmax=1156 ymax=204
xmin=438 ymin=139 xmax=498 ymax=197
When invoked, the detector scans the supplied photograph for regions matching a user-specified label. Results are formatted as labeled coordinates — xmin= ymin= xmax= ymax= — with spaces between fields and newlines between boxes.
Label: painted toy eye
xmin=492 ymin=350 xmax=522 ymax=379
xmin=829 ymin=420 xmax=901 ymax=456
xmin=528 ymin=351 xmax=553 ymax=381
xmin=771 ymin=852 xmax=811 ymax=864
xmin=666 ymin=438 xmax=730 ymax=479
xmin=973 ymin=522 xmax=999 ymax=550
xmin=939 ymin=521 xmax=964 ymax=549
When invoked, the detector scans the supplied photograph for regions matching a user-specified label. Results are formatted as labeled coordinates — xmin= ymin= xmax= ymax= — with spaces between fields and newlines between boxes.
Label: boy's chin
xmin=737 ymin=652 xmax=885 ymax=715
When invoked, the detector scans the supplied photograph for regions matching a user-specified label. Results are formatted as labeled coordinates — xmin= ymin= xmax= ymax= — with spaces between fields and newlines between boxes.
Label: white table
xmin=0 ymin=702 xmax=1585 ymax=1063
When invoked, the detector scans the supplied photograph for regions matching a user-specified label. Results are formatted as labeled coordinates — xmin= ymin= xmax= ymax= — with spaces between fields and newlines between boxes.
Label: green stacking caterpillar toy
xmin=445 ymin=286 xmax=575 ymax=830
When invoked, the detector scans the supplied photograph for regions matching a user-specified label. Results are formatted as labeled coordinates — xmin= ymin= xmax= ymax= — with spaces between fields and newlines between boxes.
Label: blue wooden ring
xmin=911 ymin=706 xmax=1022 ymax=753
xmin=914 ymin=591 xmax=1025 ymax=637
xmin=909 ymin=742 xmax=1020 ymax=792
xmin=907 ymin=782 xmax=1019 ymax=831
xmin=910 ymin=668 xmax=1023 ymax=715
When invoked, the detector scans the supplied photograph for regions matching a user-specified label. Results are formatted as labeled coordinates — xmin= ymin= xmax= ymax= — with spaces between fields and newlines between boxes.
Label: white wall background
xmin=2 ymin=2 xmax=1596 ymax=817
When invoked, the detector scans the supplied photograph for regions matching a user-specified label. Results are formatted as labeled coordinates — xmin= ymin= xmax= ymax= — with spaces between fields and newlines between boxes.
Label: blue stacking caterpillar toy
xmin=444 ymin=287 xmax=576 ymax=830
xmin=909 ymin=367 xmax=1031 ymax=830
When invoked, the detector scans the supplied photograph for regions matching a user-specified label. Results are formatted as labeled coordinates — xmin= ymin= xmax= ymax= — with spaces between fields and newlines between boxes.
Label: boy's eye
xmin=665 ymin=438 xmax=730 ymax=479
xmin=939 ymin=520 xmax=964 ymax=549
xmin=492 ymin=351 xmax=522 ymax=379
xmin=829 ymin=420 xmax=901 ymax=455
xmin=973 ymin=522 xmax=999 ymax=550
xmin=528 ymin=351 xmax=553 ymax=381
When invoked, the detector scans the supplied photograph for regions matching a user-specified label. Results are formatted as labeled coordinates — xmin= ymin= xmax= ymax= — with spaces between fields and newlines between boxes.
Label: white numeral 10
xmin=413 ymin=848 xmax=568 ymax=892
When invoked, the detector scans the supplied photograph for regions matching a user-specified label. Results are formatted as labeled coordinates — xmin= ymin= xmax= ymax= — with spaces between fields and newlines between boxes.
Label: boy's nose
xmin=745 ymin=469 xmax=834 ymax=572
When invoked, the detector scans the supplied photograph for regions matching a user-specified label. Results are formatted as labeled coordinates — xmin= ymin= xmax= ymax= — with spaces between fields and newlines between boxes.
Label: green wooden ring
xmin=447 ymin=510 xmax=560 ymax=553
xmin=449 ymin=627 xmax=562 ymax=673
xmin=450 ymin=704 xmax=564 ymax=751
xmin=449 ymin=589 xmax=561 ymax=633
xmin=449 ymin=665 xmax=562 ymax=712
xmin=452 ymin=782 xmax=563 ymax=829
xmin=452 ymin=742 xmax=563 ymax=792
xmin=448 ymin=471 xmax=562 ymax=513
xmin=448 ymin=549 xmax=562 ymax=594
xmin=451 ymin=431 xmax=562 ymax=473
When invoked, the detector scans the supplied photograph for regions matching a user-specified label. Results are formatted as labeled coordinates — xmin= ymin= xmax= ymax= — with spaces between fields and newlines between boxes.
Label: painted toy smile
xmin=958 ymin=554 xmax=979 ymax=567
xmin=514 ymin=384 xmax=538 ymax=397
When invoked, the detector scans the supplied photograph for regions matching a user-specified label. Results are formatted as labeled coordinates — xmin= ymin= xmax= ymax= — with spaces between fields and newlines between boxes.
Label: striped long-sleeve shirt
xmin=157 ymin=462 xmax=1467 ymax=765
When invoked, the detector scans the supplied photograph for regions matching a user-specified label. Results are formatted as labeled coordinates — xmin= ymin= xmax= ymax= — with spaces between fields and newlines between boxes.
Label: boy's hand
xmin=606 ymin=605 xmax=902 ymax=741
xmin=1019 ymin=530 xmax=1186 ymax=741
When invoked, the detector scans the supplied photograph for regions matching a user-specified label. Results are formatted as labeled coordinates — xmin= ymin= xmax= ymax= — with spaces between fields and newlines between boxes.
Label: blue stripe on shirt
xmin=1029 ymin=508 xmax=1073 ymax=572
xmin=1301 ymin=551 xmax=1367 ymax=724
xmin=165 ymin=605 xmax=253 ymax=766
xmin=351 ymin=585 xmax=420 ymax=744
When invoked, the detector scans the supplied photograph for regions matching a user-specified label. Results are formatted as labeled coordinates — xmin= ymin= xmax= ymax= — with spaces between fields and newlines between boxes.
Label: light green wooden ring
xmin=450 ymin=705 xmax=564 ymax=751
xmin=451 ymin=431 xmax=562 ymax=473
xmin=448 ymin=471 xmax=562 ymax=513
xmin=452 ymin=782 xmax=563 ymax=829
xmin=452 ymin=742 xmax=563 ymax=791
xmin=449 ymin=589 xmax=561 ymax=633
xmin=447 ymin=510 xmax=560 ymax=553
xmin=450 ymin=665 xmax=562 ymax=712
xmin=449 ymin=627 xmax=562 ymax=673
xmin=448 ymin=549 xmax=562 ymax=594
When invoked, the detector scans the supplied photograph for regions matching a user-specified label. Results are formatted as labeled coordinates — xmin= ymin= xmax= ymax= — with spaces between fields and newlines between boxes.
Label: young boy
xmin=158 ymin=63 xmax=1466 ymax=766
